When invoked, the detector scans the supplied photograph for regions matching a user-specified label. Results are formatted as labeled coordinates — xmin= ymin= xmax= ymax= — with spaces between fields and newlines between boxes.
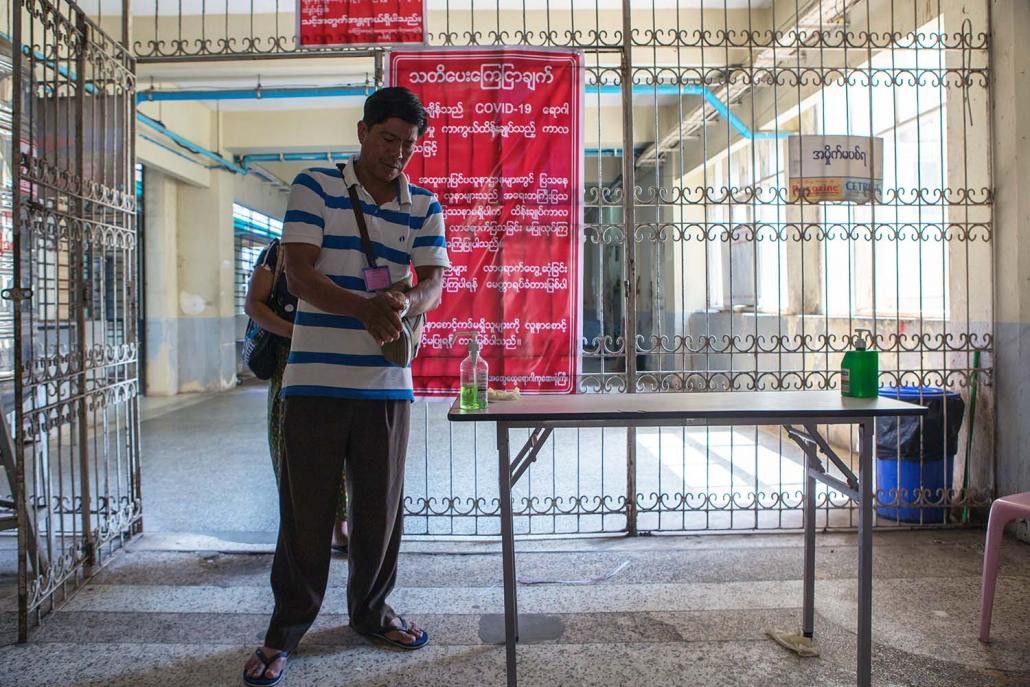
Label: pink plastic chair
xmin=979 ymin=492 xmax=1030 ymax=643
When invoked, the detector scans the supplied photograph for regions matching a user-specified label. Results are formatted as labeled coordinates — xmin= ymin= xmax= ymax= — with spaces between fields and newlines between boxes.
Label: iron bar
xmin=620 ymin=0 xmax=637 ymax=536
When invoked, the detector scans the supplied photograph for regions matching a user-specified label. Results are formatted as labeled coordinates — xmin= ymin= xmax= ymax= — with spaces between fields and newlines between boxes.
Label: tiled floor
xmin=2 ymin=529 xmax=1029 ymax=686
xmin=1 ymin=387 xmax=1024 ymax=685
xmin=136 ymin=382 xmax=872 ymax=544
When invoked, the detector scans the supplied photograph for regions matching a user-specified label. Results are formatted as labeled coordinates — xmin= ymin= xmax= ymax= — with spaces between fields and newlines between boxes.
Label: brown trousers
xmin=264 ymin=395 xmax=410 ymax=652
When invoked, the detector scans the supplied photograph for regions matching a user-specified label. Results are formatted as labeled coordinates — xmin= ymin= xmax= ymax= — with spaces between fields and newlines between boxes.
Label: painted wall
xmin=143 ymin=170 xmax=180 ymax=396
xmin=990 ymin=0 xmax=1030 ymax=539
xmin=233 ymin=170 xmax=288 ymax=218
xmin=139 ymin=100 xmax=288 ymax=394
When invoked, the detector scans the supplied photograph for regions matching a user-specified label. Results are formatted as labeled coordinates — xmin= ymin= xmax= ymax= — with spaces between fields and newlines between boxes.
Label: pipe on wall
xmin=138 ymin=84 xmax=787 ymax=140
xmin=136 ymin=112 xmax=248 ymax=175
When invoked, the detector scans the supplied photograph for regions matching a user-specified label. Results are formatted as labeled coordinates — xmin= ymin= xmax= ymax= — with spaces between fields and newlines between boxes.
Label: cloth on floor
xmin=765 ymin=629 xmax=820 ymax=657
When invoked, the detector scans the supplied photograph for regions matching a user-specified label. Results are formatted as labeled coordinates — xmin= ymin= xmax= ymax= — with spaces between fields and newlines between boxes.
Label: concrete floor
xmin=137 ymin=381 xmax=869 ymax=546
xmin=1 ymin=530 xmax=1029 ymax=686
xmin=2 ymin=384 xmax=1026 ymax=685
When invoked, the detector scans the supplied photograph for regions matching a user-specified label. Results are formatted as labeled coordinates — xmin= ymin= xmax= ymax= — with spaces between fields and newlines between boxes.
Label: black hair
xmin=362 ymin=86 xmax=429 ymax=137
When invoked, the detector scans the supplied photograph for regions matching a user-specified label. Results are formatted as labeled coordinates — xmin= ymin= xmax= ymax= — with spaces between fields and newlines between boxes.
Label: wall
xmin=234 ymin=172 xmax=288 ymax=218
xmin=174 ymin=169 xmax=237 ymax=393
xmin=143 ymin=170 xmax=180 ymax=395
xmin=139 ymin=103 xmax=288 ymax=395
xmin=991 ymin=0 xmax=1030 ymax=539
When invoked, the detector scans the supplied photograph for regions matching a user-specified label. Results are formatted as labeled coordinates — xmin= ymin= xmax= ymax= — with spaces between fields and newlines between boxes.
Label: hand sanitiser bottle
xmin=841 ymin=328 xmax=879 ymax=398
xmin=454 ymin=331 xmax=489 ymax=411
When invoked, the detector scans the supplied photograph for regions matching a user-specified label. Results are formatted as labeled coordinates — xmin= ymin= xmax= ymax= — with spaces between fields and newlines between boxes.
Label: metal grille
xmin=122 ymin=0 xmax=993 ymax=536
xmin=9 ymin=0 xmax=139 ymax=638
xmin=0 ymin=56 xmax=15 ymax=387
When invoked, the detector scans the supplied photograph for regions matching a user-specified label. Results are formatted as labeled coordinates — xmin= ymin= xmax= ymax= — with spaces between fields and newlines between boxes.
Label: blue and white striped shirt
xmin=280 ymin=162 xmax=449 ymax=400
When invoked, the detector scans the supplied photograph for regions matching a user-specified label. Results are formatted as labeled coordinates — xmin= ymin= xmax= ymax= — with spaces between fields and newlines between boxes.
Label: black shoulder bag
xmin=241 ymin=239 xmax=287 ymax=379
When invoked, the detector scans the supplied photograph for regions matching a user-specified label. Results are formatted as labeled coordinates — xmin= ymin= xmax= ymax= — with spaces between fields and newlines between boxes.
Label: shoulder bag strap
xmin=258 ymin=239 xmax=286 ymax=311
xmin=270 ymin=239 xmax=285 ymax=290
xmin=340 ymin=164 xmax=379 ymax=269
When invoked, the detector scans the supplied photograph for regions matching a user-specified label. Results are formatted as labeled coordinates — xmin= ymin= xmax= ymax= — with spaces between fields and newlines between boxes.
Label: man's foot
xmin=355 ymin=616 xmax=429 ymax=650
xmin=243 ymin=647 xmax=289 ymax=686
xmin=383 ymin=616 xmax=424 ymax=646
xmin=331 ymin=518 xmax=349 ymax=553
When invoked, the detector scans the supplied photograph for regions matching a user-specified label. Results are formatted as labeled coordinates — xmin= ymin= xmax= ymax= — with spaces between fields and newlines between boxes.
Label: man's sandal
xmin=243 ymin=648 xmax=290 ymax=687
xmin=359 ymin=617 xmax=430 ymax=650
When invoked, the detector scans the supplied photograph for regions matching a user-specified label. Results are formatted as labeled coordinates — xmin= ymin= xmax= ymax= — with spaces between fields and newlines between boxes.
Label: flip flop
xmin=330 ymin=543 xmax=348 ymax=555
xmin=359 ymin=616 xmax=430 ymax=650
xmin=243 ymin=648 xmax=290 ymax=687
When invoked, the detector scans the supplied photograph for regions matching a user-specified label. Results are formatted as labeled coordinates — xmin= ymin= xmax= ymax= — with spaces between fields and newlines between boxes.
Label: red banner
xmin=390 ymin=48 xmax=583 ymax=395
xmin=297 ymin=0 xmax=425 ymax=47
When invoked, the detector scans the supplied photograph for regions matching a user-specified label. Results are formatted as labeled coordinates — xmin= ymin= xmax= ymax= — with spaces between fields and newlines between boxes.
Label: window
xmin=234 ymin=203 xmax=282 ymax=316
xmin=819 ymin=21 xmax=949 ymax=318
xmin=685 ymin=18 xmax=954 ymax=320
xmin=698 ymin=137 xmax=785 ymax=313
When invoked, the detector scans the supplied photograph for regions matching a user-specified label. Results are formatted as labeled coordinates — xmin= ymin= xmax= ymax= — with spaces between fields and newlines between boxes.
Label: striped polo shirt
xmin=280 ymin=161 xmax=449 ymax=400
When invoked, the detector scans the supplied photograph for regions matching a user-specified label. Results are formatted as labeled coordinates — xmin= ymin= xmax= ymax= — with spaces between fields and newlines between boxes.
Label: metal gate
xmin=129 ymin=0 xmax=993 ymax=536
xmin=8 ymin=0 xmax=139 ymax=639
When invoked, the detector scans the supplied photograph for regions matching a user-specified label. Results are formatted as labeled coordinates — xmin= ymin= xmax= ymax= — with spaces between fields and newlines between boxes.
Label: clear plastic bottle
xmin=455 ymin=331 xmax=489 ymax=410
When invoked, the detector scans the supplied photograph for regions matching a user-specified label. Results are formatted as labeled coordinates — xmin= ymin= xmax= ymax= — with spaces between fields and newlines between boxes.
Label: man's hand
xmin=359 ymin=291 xmax=407 ymax=345
xmin=382 ymin=289 xmax=408 ymax=312
xmin=385 ymin=288 xmax=410 ymax=317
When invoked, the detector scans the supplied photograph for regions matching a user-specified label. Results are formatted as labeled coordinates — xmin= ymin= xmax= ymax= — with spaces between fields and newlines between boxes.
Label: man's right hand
xmin=359 ymin=292 xmax=406 ymax=345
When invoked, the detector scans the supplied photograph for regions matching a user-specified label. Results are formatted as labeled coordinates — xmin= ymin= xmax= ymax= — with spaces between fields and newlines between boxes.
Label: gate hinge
xmin=1 ymin=288 xmax=33 ymax=302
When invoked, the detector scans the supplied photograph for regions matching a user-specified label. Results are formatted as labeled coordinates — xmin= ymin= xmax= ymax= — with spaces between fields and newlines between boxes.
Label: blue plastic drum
xmin=875 ymin=386 xmax=965 ymax=523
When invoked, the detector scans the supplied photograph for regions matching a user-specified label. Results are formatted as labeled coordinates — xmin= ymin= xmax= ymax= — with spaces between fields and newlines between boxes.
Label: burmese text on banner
xmin=297 ymin=0 xmax=425 ymax=47
xmin=390 ymin=48 xmax=583 ymax=395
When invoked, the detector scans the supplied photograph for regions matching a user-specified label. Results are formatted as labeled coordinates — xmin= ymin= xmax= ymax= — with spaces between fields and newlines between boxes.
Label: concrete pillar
xmin=176 ymin=169 xmax=238 ymax=392
xmin=991 ymin=0 xmax=1030 ymax=536
xmin=939 ymin=0 xmax=996 ymax=512
xmin=143 ymin=170 xmax=180 ymax=396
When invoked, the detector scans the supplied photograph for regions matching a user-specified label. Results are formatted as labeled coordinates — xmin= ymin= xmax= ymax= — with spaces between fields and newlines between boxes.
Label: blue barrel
xmin=875 ymin=386 xmax=965 ymax=522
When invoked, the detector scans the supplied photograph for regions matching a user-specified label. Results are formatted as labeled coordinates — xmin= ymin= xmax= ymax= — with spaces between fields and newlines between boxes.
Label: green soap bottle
xmin=841 ymin=328 xmax=879 ymax=398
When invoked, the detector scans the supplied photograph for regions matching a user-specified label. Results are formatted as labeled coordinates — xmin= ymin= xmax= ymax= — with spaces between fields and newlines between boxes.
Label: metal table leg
xmin=857 ymin=420 xmax=874 ymax=687
xmin=497 ymin=422 xmax=518 ymax=687
xmin=802 ymin=432 xmax=817 ymax=638
xmin=785 ymin=420 xmax=867 ymax=684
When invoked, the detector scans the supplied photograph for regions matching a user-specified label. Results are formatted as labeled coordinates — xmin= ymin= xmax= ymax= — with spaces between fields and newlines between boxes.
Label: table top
xmin=447 ymin=390 xmax=928 ymax=424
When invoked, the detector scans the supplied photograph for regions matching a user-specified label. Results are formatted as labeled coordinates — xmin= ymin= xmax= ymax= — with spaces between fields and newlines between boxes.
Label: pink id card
xmin=362 ymin=265 xmax=392 ymax=291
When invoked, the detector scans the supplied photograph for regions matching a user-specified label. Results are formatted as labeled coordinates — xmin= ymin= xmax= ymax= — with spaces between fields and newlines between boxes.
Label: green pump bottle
xmin=841 ymin=328 xmax=879 ymax=398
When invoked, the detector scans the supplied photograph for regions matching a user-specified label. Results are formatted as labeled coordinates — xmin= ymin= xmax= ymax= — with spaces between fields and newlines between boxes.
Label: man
xmin=244 ymin=86 xmax=448 ymax=686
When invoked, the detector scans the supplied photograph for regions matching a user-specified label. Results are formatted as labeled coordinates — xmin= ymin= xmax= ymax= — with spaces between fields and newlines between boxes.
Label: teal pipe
xmin=138 ymin=83 xmax=787 ymax=140
xmin=238 ymin=152 xmax=353 ymax=169
xmin=592 ymin=84 xmax=785 ymax=140
xmin=137 ymin=85 xmax=373 ymax=103
xmin=237 ymin=147 xmax=640 ymax=169
xmin=139 ymin=133 xmax=219 ymax=169
xmin=3 ymin=27 xmax=782 ymax=164
xmin=136 ymin=112 xmax=247 ymax=175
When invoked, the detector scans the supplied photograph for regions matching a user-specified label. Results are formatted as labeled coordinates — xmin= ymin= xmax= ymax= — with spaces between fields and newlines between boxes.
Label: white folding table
xmin=447 ymin=390 xmax=927 ymax=687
